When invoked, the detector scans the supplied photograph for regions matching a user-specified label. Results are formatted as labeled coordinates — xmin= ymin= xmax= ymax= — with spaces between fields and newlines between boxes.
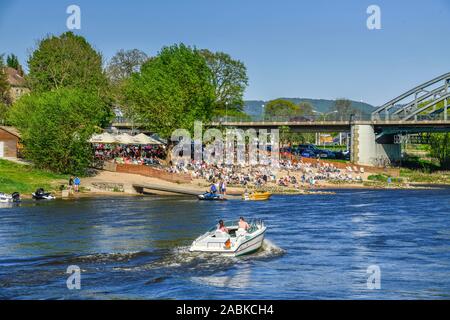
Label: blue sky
xmin=1 ymin=0 xmax=450 ymax=106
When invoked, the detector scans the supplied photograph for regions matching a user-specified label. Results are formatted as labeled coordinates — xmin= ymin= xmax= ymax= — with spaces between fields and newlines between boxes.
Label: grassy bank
xmin=400 ymin=168 xmax=450 ymax=184
xmin=0 ymin=159 xmax=68 ymax=194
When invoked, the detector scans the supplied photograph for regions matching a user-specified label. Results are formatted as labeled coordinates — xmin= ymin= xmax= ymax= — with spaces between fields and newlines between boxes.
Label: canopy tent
xmin=115 ymin=133 xmax=136 ymax=145
xmin=133 ymin=133 xmax=163 ymax=145
xmin=89 ymin=132 xmax=117 ymax=144
xmin=89 ymin=132 xmax=165 ymax=145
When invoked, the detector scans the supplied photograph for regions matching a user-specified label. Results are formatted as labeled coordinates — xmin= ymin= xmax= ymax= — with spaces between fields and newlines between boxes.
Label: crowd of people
xmin=91 ymin=140 xmax=365 ymax=189
xmin=94 ymin=144 xmax=166 ymax=166
xmin=167 ymin=158 xmax=364 ymax=189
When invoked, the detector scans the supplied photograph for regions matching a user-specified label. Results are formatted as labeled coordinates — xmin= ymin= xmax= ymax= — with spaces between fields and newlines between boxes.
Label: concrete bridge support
xmin=351 ymin=124 xmax=401 ymax=166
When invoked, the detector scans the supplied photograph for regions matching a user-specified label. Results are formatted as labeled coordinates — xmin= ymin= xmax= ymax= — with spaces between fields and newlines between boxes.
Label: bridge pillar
xmin=351 ymin=124 xmax=401 ymax=166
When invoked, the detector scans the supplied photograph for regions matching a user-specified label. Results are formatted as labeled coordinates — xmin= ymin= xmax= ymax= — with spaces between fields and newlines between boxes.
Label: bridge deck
xmin=113 ymin=120 xmax=450 ymax=132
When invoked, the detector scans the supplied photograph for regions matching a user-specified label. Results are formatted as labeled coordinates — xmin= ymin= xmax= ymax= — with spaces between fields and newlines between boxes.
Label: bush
xmin=368 ymin=174 xmax=402 ymax=183
xmin=8 ymin=88 xmax=108 ymax=175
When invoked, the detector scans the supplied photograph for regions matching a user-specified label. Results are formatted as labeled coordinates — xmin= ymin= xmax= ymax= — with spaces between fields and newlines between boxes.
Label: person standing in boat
xmin=238 ymin=217 xmax=250 ymax=231
xmin=217 ymin=220 xmax=229 ymax=233
xmin=210 ymin=182 xmax=218 ymax=194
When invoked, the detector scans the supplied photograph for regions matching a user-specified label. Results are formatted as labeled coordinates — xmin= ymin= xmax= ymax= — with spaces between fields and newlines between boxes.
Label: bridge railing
xmin=371 ymin=72 xmax=450 ymax=121
xmin=212 ymin=114 xmax=371 ymax=123
xmin=371 ymin=108 xmax=449 ymax=121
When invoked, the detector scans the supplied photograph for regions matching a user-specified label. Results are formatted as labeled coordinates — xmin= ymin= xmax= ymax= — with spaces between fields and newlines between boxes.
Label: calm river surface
xmin=0 ymin=188 xmax=449 ymax=300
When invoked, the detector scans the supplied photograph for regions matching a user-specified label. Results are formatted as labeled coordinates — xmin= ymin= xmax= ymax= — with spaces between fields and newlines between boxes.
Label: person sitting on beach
xmin=210 ymin=183 xmax=218 ymax=194
xmin=217 ymin=220 xmax=229 ymax=233
xmin=238 ymin=217 xmax=250 ymax=231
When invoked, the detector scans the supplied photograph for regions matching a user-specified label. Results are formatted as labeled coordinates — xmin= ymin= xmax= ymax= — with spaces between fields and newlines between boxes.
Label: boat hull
xmin=0 ymin=192 xmax=20 ymax=203
xmin=32 ymin=193 xmax=55 ymax=200
xmin=190 ymin=226 xmax=266 ymax=257
xmin=198 ymin=193 xmax=226 ymax=201
xmin=243 ymin=192 xmax=272 ymax=201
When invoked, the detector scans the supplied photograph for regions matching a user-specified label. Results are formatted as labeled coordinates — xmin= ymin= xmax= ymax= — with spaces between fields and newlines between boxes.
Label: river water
xmin=0 ymin=188 xmax=449 ymax=300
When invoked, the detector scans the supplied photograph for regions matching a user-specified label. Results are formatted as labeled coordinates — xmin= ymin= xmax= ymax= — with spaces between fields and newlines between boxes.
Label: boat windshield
xmin=208 ymin=219 xmax=264 ymax=233
xmin=208 ymin=220 xmax=237 ymax=232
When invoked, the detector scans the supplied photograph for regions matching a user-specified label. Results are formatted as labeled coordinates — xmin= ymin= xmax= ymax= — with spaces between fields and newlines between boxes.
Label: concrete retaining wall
xmin=352 ymin=124 xmax=401 ymax=167
xmin=116 ymin=164 xmax=192 ymax=183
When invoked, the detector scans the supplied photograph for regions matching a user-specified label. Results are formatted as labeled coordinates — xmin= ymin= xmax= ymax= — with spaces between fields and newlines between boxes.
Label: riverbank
xmin=0 ymin=159 xmax=68 ymax=194
xmin=1 ymin=159 xmax=448 ymax=200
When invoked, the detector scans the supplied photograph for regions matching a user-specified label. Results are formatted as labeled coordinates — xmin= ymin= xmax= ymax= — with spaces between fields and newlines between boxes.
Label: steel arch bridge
xmin=372 ymin=72 xmax=450 ymax=122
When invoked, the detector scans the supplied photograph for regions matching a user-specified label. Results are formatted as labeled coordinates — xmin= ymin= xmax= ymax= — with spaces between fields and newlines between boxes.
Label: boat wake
xmin=244 ymin=239 xmax=285 ymax=259
xmin=113 ymin=239 xmax=285 ymax=274
xmin=37 ymin=251 xmax=153 ymax=267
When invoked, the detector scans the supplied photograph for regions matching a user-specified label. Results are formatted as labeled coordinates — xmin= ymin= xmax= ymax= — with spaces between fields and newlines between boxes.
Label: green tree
xmin=264 ymin=99 xmax=299 ymax=119
xmin=298 ymin=101 xmax=314 ymax=115
xmin=106 ymin=49 xmax=148 ymax=129
xmin=279 ymin=126 xmax=315 ymax=146
xmin=333 ymin=98 xmax=353 ymax=120
xmin=429 ymin=133 xmax=450 ymax=169
xmin=8 ymin=88 xmax=108 ymax=174
xmin=200 ymin=49 xmax=248 ymax=113
xmin=0 ymin=54 xmax=10 ymax=105
xmin=106 ymin=49 xmax=148 ymax=85
xmin=27 ymin=32 xmax=107 ymax=93
xmin=6 ymin=54 xmax=24 ymax=75
xmin=123 ymin=43 xmax=216 ymax=139
xmin=0 ymin=102 xmax=7 ymax=124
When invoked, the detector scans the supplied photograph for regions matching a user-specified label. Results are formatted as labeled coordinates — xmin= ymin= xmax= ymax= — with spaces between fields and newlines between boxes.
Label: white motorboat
xmin=189 ymin=219 xmax=266 ymax=257
xmin=32 ymin=188 xmax=55 ymax=200
xmin=0 ymin=192 xmax=20 ymax=203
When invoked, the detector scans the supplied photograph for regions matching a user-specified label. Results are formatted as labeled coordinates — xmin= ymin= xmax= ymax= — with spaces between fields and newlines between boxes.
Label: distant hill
xmin=244 ymin=98 xmax=376 ymax=118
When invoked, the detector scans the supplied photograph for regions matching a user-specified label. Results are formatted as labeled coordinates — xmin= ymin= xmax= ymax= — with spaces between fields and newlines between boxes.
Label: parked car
xmin=333 ymin=151 xmax=345 ymax=160
xmin=301 ymin=150 xmax=316 ymax=158
xmin=289 ymin=116 xmax=314 ymax=122
xmin=342 ymin=150 xmax=351 ymax=160
xmin=297 ymin=144 xmax=317 ymax=154
xmin=315 ymin=149 xmax=336 ymax=159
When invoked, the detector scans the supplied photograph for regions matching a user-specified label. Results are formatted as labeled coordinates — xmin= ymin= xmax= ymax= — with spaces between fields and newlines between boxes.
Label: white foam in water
xmin=347 ymin=203 xmax=373 ymax=208
xmin=113 ymin=240 xmax=285 ymax=273
xmin=252 ymin=239 xmax=286 ymax=258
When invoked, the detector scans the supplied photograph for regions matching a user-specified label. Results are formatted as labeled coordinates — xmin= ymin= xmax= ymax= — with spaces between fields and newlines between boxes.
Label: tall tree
xmin=106 ymin=49 xmax=148 ymax=85
xmin=429 ymin=133 xmax=450 ymax=169
xmin=8 ymin=88 xmax=108 ymax=174
xmin=333 ymin=98 xmax=353 ymax=120
xmin=264 ymin=99 xmax=300 ymax=119
xmin=27 ymin=32 xmax=108 ymax=93
xmin=298 ymin=101 xmax=314 ymax=115
xmin=200 ymin=49 xmax=248 ymax=112
xmin=0 ymin=54 xmax=11 ymax=107
xmin=6 ymin=54 xmax=24 ymax=75
xmin=123 ymin=43 xmax=216 ymax=139
xmin=106 ymin=49 xmax=148 ymax=127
